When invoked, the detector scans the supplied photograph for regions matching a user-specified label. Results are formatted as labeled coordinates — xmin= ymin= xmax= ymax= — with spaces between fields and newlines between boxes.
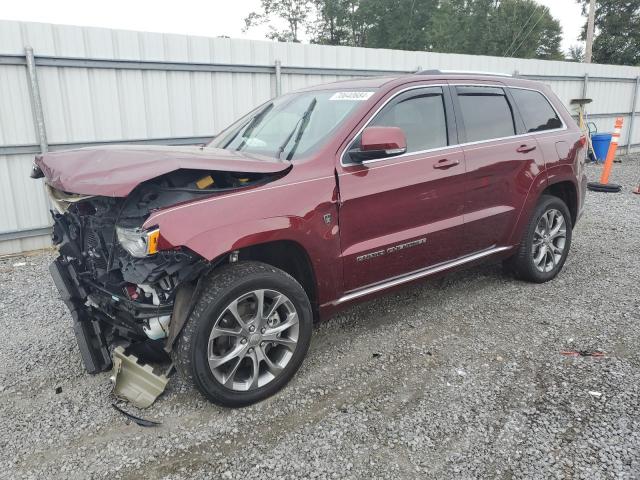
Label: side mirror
xmin=349 ymin=126 xmax=407 ymax=162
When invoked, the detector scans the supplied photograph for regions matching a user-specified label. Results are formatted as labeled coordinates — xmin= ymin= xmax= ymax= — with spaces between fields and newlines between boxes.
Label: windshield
xmin=208 ymin=90 xmax=375 ymax=161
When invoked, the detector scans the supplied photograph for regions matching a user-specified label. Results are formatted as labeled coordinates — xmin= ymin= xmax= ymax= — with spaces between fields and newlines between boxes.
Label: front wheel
xmin=173 ymin=261 xmax=313 ymax=407
xmin=506 ymin=195 xmax=573 ymax=283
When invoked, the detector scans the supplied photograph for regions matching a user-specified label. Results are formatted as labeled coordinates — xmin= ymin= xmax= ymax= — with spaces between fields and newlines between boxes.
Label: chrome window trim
xmin=339 ymin=82 xmax=568 ymax=168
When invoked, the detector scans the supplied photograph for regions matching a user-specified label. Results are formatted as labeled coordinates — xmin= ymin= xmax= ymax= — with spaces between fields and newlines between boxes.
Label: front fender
xmin=182 ymin=216 xmax=324 ymax=260
xmin=168 ymin=215 xmax=340 ymax=306
xmin=142 ymin=174 xmax=341 ymax=304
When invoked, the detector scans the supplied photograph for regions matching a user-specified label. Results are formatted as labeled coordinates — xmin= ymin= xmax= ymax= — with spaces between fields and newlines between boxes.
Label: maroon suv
xmin=34 ymin=71 xmax=587 ymax=407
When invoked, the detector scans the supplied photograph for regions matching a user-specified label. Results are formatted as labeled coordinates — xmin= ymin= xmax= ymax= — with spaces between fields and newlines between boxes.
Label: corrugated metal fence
xmin=1 ymin=20 xmax=639 ymax=255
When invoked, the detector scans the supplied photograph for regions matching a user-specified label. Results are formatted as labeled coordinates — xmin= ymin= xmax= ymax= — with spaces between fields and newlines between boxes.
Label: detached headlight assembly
xmin=116 ymin=226 xmax=160 ymax=258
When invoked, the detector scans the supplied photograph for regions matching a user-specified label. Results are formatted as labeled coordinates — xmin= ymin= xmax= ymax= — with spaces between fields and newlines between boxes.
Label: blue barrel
xmin=591 ymin=133 xmax=612 ymax=162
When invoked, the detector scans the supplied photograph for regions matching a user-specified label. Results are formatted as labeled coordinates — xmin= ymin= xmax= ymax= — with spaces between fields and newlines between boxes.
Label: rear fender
xmin=507 ymin=165 xmax=579 ymax=246
xmin=506 ymin=170 xmax=548 ymax=246
xmin=546 ymin=164 xmax=584 ymax=223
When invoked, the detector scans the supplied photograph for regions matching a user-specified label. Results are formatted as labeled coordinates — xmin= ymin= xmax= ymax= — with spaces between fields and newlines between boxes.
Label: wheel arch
xmin=508 ymin=169 xmax=579 ymax=247
xmin=542 ymin=180 xmax=578 ymax=226
xmin=236 ymin=240 xmax=319 ymax=321
xmin=165 ymin=240 xmax=319 ymax=354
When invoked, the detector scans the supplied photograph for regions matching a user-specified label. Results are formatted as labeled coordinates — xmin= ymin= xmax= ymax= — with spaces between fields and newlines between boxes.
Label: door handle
xmin=516 ymin=144 xmax=537 ymax=153
xmin=433 ymin=158 xmax=459 ymax=169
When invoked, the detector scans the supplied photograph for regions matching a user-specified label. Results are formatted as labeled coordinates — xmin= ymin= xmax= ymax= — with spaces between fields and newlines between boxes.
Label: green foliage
xmin=353 ymin=0 xmax=441 ymax=50
xmin=567 ymin=44 xmax=585 ymax=62
xmin=247 ymin=0 xmax=564 ymax=60
xmin=244 ymin=0 xmax=314 ymax=42
xmin=308 ymin=0 xmax=367 ymax=46
xmin=580 ymin=0 xmax=640 ymax=66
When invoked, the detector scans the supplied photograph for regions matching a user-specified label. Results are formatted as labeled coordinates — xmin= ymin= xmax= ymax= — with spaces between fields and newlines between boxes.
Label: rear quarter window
xmin=509 ymin=88 xmax=563 ymax=133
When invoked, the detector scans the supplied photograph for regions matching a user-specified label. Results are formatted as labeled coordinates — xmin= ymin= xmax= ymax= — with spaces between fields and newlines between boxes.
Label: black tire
xmin=172 ymin=261 xmax=313 ymax=407
xmin=505 ymin=195 xmax=573 ymax=283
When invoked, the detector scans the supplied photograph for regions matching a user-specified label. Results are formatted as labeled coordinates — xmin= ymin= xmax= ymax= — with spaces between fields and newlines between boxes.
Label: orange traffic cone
xmin=588 ymin=117 xmax=623 ymax=193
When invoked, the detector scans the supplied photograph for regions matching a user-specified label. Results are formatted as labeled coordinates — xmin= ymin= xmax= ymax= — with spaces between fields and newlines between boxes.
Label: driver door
xmin=337 ymin=85 xmax=466 ymax=292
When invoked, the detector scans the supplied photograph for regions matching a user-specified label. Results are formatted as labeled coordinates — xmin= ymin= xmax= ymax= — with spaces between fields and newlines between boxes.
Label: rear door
xmin=450 ymin=82 xmax=546 ymax=255
xmin=337 ymin=85 xmax=467 ymax=292
xmin=508 ymin=86 xmax=568 ymax=170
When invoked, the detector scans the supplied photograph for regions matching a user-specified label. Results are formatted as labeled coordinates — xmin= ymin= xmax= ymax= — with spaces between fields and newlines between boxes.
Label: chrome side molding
xmin=335 ymin=246 xmax=512 ymax=304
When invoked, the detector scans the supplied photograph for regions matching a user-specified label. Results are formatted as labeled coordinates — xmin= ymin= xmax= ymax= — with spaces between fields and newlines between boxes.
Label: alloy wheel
xmin=207 ymin=289 xmax=299 ymax=391
xmin=532 ymin=208 xmax=567 ymax=273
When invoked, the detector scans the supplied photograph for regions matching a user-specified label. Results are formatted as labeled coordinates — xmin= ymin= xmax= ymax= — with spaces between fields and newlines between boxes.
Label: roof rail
xmin=417 ymin=69 xmax=512 ymax=77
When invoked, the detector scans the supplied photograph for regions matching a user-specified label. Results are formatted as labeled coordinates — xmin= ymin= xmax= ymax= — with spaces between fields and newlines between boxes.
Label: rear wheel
xmin=506 ymin=195 xmax=572 ymax=283
xmin=173 ymin=261 xmax=313 ymax=407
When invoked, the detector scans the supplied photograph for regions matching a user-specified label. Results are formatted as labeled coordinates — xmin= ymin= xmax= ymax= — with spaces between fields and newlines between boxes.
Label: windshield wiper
xmin=276 ymin=97 xmax=317 ymax=160
xmin=223 ymin=103 xmax=274 ymax=150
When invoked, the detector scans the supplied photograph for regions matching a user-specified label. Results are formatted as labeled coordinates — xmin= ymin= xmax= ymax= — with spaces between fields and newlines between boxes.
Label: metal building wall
xmin=1 ymin=20 xmax=639 ymax=255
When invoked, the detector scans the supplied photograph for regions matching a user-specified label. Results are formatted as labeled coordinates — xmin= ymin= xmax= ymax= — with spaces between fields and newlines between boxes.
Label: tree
xmin=244 ymin=0 xmax=313 ymax=42
xmin=361 ymin=0 xmax=442 ymax=51
xmin=246 ymin=0 xmax=565 ymax=61
xmin=308 ymin=0 xmax=367 ymax=46
xmin=310 ymin=0 xmax=440 ymax=50
xmin=424 ymin=0 xmax=564 ymax=59
xmin=567 ymin=44 xmax=585 ymax=62
xmin=580 ymin=0 xmax=640 ymax=66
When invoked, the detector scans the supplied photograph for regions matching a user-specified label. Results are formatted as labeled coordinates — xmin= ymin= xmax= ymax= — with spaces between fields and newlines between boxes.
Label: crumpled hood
xmin=35 ymin=145 xmax=291 ymax=197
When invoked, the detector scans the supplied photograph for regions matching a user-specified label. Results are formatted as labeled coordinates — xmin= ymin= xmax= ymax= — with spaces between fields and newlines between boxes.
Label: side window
xmin=510 ymin=88 xmax=563 ymax=133
xmin=368 ymin=88 xmax=448 ymax=153
xmin=456 ymin=86 xmax=516 ymax=142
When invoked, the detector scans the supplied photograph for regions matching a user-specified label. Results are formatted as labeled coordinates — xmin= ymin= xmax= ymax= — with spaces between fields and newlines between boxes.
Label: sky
xmin=0 ymin=0 xmax=585 ymax=53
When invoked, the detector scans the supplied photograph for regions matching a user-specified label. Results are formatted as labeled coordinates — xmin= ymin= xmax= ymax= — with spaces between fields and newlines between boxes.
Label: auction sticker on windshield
xmin=330 ymin=91 xmax=374 ymax=101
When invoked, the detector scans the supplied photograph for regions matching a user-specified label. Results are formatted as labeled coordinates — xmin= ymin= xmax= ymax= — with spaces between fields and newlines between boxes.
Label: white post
xmin=582 ymin=73 xmax=589 ymax=99
xmin=275 ymin=60 xmax=282 ymax=97
xmin=626 ymin=76 xmax=640 ymax=154
xmin=25 ymin=46 xmax=48 ymax=154
xmin=585 ymin=0 xmax=596 ymax=63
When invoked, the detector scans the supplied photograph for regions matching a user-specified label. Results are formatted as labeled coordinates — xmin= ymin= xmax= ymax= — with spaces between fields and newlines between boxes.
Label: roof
xmin=417 ymin=69 xmax=512 ymax=77
xmin=296 ymin=76 xmax=401 ymax=91
xmin=295 ymin=71 xmax=547 ymax=93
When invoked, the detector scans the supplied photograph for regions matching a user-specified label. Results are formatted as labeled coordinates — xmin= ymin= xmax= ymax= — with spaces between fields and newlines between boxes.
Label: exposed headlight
xmin=116 ymin=226 xmax=160 ymax=258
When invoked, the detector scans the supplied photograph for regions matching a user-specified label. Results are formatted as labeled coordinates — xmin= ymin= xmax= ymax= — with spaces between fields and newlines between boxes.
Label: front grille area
xmin=83 ymin=225 xmax=108 ymax=271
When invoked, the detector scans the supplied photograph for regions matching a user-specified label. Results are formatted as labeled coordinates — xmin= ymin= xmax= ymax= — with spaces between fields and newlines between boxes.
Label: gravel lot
xmin=1 ymin=157 xmax=639 ymax=480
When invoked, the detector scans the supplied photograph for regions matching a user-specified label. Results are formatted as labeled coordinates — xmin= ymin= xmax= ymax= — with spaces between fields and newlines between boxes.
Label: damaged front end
xmin=47 ymin=168 xmax=275 ymax=375
xmin=50 ymin=198 xmax=203 ymax=374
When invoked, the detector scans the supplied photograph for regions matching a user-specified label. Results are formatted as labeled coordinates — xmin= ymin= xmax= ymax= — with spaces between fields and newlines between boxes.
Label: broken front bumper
xmin=50 ymin=259 xmax=112 ymax=373
xmin=110 ymin=346 xmax=170 ymax=408
xmin=51 ymin=259 xmax=177 ymax=407
xmin=50 ymin=256 xmax=178 ymax=373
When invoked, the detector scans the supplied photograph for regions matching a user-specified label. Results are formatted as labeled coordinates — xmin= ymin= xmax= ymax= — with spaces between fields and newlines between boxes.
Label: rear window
xmin=456 ymin=86 xmax=516 ymax=142
xmin=510 ymin=88 xmax=563 ymax=133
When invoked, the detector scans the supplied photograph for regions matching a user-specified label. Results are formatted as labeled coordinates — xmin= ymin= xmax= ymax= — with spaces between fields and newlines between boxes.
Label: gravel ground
xmin=1 ymin=157 xmax=639 ymax=480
